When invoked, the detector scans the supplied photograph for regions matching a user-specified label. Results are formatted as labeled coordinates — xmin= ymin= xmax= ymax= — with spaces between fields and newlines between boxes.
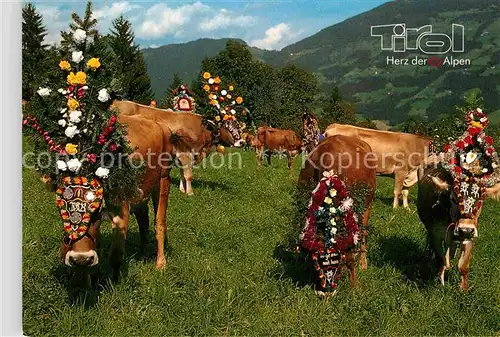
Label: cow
xmin=298 ymin=135 xmax=377 ymax=295
xmin=256 ymin=126 xmax=304 ymax=176
xmin=58 ymin=115 xmax=188 ymax=280
xmin=325 ymin=123 xmax=431 ymax=208
xmin=417 ymin=159 xmax=500 ymax=291
xmin=111 ymin=100 xmax=243 ymax=196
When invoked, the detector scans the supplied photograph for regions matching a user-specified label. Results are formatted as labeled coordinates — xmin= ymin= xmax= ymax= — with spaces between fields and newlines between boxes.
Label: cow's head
xmin=221 ymin=117 xmax=244 ymax=147
xmin=55 ymin=176 xmax=104 ymax=267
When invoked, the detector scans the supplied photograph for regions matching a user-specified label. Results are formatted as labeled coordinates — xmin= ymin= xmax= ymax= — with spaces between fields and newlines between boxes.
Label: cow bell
xmin=216 ymin=145 xmax=225 ymax=154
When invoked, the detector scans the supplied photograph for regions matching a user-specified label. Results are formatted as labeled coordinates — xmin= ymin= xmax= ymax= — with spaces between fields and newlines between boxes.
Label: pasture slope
xmin=23 ymin=144 xmax=500 ymax=336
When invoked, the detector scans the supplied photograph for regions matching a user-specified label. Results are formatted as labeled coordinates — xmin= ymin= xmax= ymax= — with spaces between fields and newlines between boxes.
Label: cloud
xmin=37 ymin=5 xmax=66 ymax=46
xmin=250 ymin=23 xmax=301 ymax=50
xmin=93 ymin=1 xmax=138 ymax=20
xmin=138 ymin=2 xmax=210 ymax=39
xmin=199 ymin=9 xmax=254 ymax=32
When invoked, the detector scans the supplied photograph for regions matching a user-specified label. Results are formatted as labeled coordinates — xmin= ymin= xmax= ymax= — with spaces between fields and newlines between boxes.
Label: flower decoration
xmin=87 ymin=57 xmax=101 ymax=71
xmin=171 ymin=84 xmax=196 ymax=112
xmin=299 ymin=170 xmax=362 ymax=291
xmin=59 ymin=60 xmax=71 ymax=71
xmin=22 ymin=27 xmax=143 ymax=243
xmin=441 ymin=108 xmax=500 ymax=218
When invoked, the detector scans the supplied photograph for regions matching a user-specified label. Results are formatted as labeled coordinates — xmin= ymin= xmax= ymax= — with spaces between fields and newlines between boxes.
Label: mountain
xmin=142 ymin=0 xmax=500 ymax=124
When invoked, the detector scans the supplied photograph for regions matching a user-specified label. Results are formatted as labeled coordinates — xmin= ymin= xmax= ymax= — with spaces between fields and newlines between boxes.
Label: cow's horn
xmin=428 ymin=175 xmax=450 ymax=191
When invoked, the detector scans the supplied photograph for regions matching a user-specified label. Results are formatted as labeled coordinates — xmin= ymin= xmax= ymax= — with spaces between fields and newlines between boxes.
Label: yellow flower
xmin=215 ymin=115 xmax=221 ymax=122
xmin=67 ymin=98 xmax=79 ymax=110
xmin=87 ymin=57 xmax=101 ymax=71
xmin=65 ymin=143 xmax=78 ymax=155
xmin=236 ymin=96 xmax=243 ymax=104
xmin=59 ymin=60 xmax=71 ymax=71
xmin=329 ymin=189 xmax=337 ymax=197
xmin=203 ymin=84 xmax=210 ymax=92
xmin=67 ymin=71 xmax=87 ymax=86
xmin=214 ymin=76 xmax=221 ymax=84
xmin=471 ymin=121 xmax=483 ymax=129
xmin=203 ymin=72 xmax=211 ymax=79
xmin=228 ymin=85 xmax=234 ymax=91
xmin=210 ymin=99 xmax=217 ymax=106
xmin=223 ymin=114 xmax=230 ymax=121
xmin=324 ymin=197 xmax=332 ymax=205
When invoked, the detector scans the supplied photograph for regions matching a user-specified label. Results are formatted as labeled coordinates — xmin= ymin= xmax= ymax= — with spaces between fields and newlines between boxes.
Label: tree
xmin=398 ymin=116 xmax=427 ymax=135
xmin=160 ymin=73 xmax=182 ymax=109
xmin=22 ymin=3 xmax=48 ymax=100
xmin=320 ymin=86 xmax=357 ymax=128
xmin=109 ymin=15 xmax=153 ymax=104
xmin=60 ymin=2 xmax=99 ymax=51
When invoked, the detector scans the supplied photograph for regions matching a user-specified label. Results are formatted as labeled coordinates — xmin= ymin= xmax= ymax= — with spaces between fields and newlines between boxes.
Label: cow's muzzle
xmin=453 ymin=224 xmax=477 ymax=241
xmin=65 ymin=250 xmax=99 ymax=267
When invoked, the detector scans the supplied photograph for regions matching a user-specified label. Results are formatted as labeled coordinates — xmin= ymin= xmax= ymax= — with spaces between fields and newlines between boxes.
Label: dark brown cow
xmin=325 ymin=123 xmax=431 ymax=208
xmin=298 ymin=135 xmax=377 ymax=291
xmin=55 ymin=115 xmax=178 ymax=278
xmin=256 ymin=126 xmax=304 ymax=176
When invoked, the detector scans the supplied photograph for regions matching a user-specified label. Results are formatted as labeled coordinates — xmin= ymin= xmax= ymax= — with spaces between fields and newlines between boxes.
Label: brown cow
xmin=60 ymin=115 xmax=179 ymax=277
xmin=298 ymin=135 xmax=377 ymax=294
xmin=112 ymin=100 xmax=242 ymax=195
xmin=256 ymin=126 xmax=304 ymax=176
xmin=325 ymin=123 xmax=431 ymax=208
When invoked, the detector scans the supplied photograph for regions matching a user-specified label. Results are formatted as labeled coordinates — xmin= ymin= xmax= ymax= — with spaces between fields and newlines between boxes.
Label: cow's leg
xmin=359 ymin=207 xmax=371 ymax=270
xmin=183 ymin=165 xmax=194 ymax=196
xmin=266 ymin=150 xmax=271 ymax=166
xmin=393 ymin=169 xmax=406 ymax=208
xmin=132 ymin=202 xmax=150 ymax=250
xmin=458 ymin=241 xmax=473 ymax=291
xmin=110 ymin=204 xmax=130 ymax=280
xmin=179 ymin=167 xmax=186 ymax=194
xmin=256 ymin=146 xmax=263 ymax=167
xmin=429 ymin=230 xmax=446 ymax=285
xmin=286 ymin=151 xmax=294 ymax=178
xmin=402 ymin=188 xmax=410 ymax=209
xmin=155 ymin=173 xmax=171 ymax=270
xmin=178 ymin=154 xmax=194 ymax=196
xmin=346 ymin=251 xmax=357 ymax=288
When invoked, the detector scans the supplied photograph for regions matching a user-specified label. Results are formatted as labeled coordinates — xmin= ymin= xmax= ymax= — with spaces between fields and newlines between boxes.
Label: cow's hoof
xmin=315 ymin=289 xmax=337 ymax=299
xmin=186 ymin=191 xmax=194 ymax=196
xmin=155 ymin=259 xmax=167 ymax=270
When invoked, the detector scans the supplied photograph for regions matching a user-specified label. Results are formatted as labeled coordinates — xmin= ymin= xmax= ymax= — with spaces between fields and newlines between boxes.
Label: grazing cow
xmin=59 ymin=115 xmax=184 ymax=278
xmin=298 ymin=135 xmax=377 ymax=294
xmin=417 ymin=160 xmax=500 ymax=291
xmin=325 ymin=123 xmax=431 ymax=208
xmin=112 ymin=100 xmax=242 ymax=195
xmin=256 ymin=126 xmax=304 ymax=176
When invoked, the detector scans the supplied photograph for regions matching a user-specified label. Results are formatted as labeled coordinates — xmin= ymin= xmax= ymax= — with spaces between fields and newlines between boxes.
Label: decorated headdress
xmin=441 ymin=108 xmax=499 ymax=217
xmin=299 ymin=170 xmax=361 ymax=291
xmin=172 ymin=84 xmax=195 ymax=112
xmin=23 ymin=27 xmax=142 ymax=242
xmin=201 ymin=72 xmax=246 ymax=124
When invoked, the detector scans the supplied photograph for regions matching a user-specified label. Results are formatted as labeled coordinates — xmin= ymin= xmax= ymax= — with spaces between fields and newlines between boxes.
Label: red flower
xmin=455 ymin=166 xmax=462 ymax=174
xmin=486 ymin=147 xmax=494 ymax=155
xmin=464 ymin=136 xmax=473 ymax=145
xmin=450 ymin=157 xmax=457 ymax=165
xmin=456 ymin=140 xmax=465 ymax=149
xmin=106 ymin=126 xmax=114 ymax=133
xmin=484 ymin=136 xmax=494 ymax=145
xmin=109 ymin=115 xmax=117 ymax=124
xmin=468 ymin=127 xmax=481 ymax=136
xmin=109 ymin=143 xmax=117 ymax=152
xmin=443 ymin=144 xmax=451 ymax=152
xmin=77 ymin=87 xmax=85 ymax=99
xmin=86 ymin=154 xmax=97 ymax=163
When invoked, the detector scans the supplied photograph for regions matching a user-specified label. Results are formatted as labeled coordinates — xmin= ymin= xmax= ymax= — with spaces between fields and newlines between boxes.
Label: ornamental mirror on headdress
xmin=172 ymin=84 xmax=196 ymax=112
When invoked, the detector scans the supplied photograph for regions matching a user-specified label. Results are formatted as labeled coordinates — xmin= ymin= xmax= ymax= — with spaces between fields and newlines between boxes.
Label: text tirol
xmin=386 ymin=56 xmax=471 ymax=67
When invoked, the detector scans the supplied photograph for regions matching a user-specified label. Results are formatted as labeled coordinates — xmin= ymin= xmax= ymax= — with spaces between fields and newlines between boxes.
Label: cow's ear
xmin=485 ymin=182 xmax=500 ymax=200
xmin=429 ymin=175 xmax=450 ymax=191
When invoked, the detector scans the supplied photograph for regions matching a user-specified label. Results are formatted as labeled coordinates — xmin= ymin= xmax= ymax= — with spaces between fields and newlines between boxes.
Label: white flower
xmin=330 ymin=226 xmax=337 ymax=235
xmin=67 ymin=158 xmax=82 ymax=172
xmin=83 ymin=128 xmax=88 ymax=133
xmin=212 ymin=94 xmax=217 ymax=100
xmin=477 ymin=137 xmax=483 ymax=143
xmin=37 ymin=87 xmax=51 ymax=97
xmin=58 ymin=119 xmax=67 ymax=127
xmin=73 ymin=29 xmax=87 ymax=43
xmin=208 ymin=78 xmax=214 ymax=84
xmin=60 ymin=108 xmax=67 ymax=114
xmin=329 ymin=207 xmax=336 ymax=214
xmin=221 ymin=90 xmax=227 ymax=96
xmin=353 ymin=233 xmax=359 ymax=245
xmin=98 ymin=88 xmax=110 ymax=102
xmin=64 ymin=125 xmax=79 ymax=138
xmin=72 ymin=51 xmax=84 ymax=63
xmin=465 ymin=152 xmax=478 ymax=164
xmin=230 ymin=109 xmax=236 ymax=115
xmin=95 ymin=167 xmax=110 ymax=178
xmin=330 ymin=219 xmax=337 ymax=227
xmin=56 ymin=160 xmax=67 ymax=171
xmin=339 ymin=197 xmax=354 ymax=212
xmin=69 ymin=110 xmax=82 ymax=123
xmin=476 ymin=108 xmax=482 ymax=113
xmin=82 ymin=85 xmax=88 ymax=90
xmin=492 ymin=163 xmax=498 ymax=169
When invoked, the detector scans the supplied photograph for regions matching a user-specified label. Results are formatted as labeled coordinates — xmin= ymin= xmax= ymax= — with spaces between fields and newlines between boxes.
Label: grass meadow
xmin=22 ymin=144 xmax=500 ymax=336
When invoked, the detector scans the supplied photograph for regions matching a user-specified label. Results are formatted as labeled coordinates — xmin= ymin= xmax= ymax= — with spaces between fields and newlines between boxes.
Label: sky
xmin=33 ymin=0 xmax=391 ymax=50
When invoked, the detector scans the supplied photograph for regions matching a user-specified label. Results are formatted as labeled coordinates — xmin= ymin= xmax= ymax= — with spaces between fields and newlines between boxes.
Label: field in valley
xmin=22 ymin=146 xmax=500 ymax=336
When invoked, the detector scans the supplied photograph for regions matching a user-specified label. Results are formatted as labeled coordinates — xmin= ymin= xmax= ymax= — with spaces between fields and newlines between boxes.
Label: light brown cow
xmin=59 ymin=115 xmax=182 ymax=278
xmin=256 ymin=126 xmax=304 ymax=176
xmin=325 ymin=123 xmax=431 ymax=208
xmin=298 ymin=135 xmax=377 ymax=294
